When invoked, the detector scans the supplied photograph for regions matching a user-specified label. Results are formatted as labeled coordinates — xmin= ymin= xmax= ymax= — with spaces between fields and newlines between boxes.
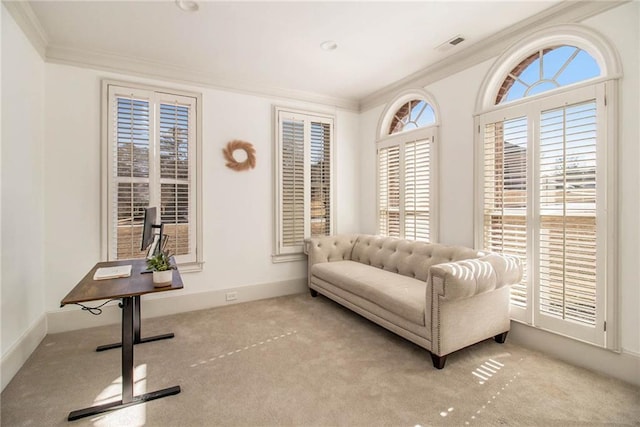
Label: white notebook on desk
xmin=93 ymin=265 xmax=132 ymax=281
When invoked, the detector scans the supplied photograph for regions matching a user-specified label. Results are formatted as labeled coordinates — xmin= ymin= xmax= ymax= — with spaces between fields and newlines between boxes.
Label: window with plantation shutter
xmin=377 ymin=95 xmax=438 ymax=243
xmin=477 ymin=79 xmax=614 ymax=347
xmin=103 ymin=81 xmax=202 ymax=270
xmin=274 ymin=107 xmax=334 ymax=261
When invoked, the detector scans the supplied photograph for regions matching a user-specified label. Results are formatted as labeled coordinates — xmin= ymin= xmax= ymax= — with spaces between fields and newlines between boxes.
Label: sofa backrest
xmin=350 ymin=235 xmax=479 ymax=281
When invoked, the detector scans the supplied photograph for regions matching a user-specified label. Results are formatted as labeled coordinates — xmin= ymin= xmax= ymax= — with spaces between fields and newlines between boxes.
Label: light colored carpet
xmin=1 ymin=293 xmax=639 ymax=426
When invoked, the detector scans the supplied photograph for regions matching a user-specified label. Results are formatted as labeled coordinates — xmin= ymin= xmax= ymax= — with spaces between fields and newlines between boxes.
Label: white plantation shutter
xmin=106 ymin=83 xmax=200 ymax=266
xmin=281 ymin=118 xmax=305 ymax=249
xmin=404 ymin=139 xmax=431 ymax=241
xmin=378 ymin=146 xmax=400 ymax=237
xmin=538 ymin=101 xmax=598 ymax=327
xmin=477 ymin=83 xmax=609 ymax=346
xmin=310 ymin=121 xmax=331 ymax=237
xmin=111 ymin=94 xmax=151 ymax=260
xmin=159 ymin=101 xmax=193 ymax=258
xmin=377 ymin=135 xmax=435 ymax=241
xmin=482 ymin=117 xmax=528 ymax=310
xmin=275 ymin=108 xmax=334 ymax=258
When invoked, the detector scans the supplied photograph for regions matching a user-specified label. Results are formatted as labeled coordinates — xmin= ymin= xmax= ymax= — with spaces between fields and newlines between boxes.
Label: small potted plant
xmin=146 ymin=250 xmax=175 ymax=286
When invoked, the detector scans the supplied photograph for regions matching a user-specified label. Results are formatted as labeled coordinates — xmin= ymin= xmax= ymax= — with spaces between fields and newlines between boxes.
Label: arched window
xmin=388 ymin=99 xmax=436 ymax=134
xmin=377 ymin=91 xmax=438 ymax=242
xmin=475 ymin=25 xmax=620 ymax=349
xmin=496 ymin=45 xmax=600 ymax=104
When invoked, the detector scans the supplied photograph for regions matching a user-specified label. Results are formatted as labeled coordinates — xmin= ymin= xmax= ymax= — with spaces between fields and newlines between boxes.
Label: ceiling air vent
xmin=435 ymin=35 xmax=465 ymax=52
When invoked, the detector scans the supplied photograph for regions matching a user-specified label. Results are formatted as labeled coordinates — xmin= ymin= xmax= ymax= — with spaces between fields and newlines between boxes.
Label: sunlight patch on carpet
xmin=464 ymin=370 xmax=522 ymax=425
xmin=472 ymin=358 xmax=504 ymax=384
xmin=189 ymin=331 xmax=298 ymax=368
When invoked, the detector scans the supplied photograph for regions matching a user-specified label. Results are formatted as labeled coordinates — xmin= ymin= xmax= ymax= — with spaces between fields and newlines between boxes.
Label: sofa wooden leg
xmin=309 ymin=288 xmax=318 ymax=297
xmin=494 ymin=331 xmax=509 ymax=344
xmin=430 ymin=353 xmax=447 ymax=369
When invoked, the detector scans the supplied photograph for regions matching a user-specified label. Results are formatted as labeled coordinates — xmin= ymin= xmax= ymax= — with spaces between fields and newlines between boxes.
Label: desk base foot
xmin=67 ymin=385 xmax=181 ymax=421
xmin=96 ymin=333 xmax=175 ymax=352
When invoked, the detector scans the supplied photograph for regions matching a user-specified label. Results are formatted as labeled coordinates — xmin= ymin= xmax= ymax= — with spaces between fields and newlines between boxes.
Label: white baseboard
xmin=509 ymin=322 xmax=640 ymax=387
xmin=47 ymin=278 xmax=307 ymax=334
xmin=1 ymin=314 xmax=47 ymax=392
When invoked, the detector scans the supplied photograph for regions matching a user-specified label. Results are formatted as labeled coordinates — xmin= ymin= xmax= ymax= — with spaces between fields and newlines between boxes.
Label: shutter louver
xmin=483 ymin=117 xmax=528 ymax=308
xmin=378 ymin=146 xmax=400 ymax=237
xmin=159 ymin=103 xmax=191 ymax=256
xmin=281 ymin=119 xmax=305 ymax=247
xmin=405 ymin=139 xmax=430 ymax=241
xmin=539 ymin=101 xmax=597 ymax=326
xmin=114 ymin=96 xmax=150 ymax=259
xmin=310 ymin=121 xmax=331 ymax=237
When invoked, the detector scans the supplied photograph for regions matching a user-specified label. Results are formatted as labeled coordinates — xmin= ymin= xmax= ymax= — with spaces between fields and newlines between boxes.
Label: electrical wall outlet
xmin=225 ymin=291 xmax=238 ymax=302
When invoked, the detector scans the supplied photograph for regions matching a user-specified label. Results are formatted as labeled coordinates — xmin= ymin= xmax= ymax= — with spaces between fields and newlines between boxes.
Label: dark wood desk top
xmin=61 ymin=259 xmax=183 ymax=306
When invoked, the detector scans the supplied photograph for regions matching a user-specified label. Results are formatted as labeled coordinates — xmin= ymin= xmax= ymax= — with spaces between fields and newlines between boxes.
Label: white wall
xmin=1 ymin=4 xmax=47 ymax=389
xmin=43 ymin=64 xmax=360 ymax=325
xmin=358 ymin=2 xmax=640 ymax=382
xmin=583 ymin=0 xmax=640 ymax=358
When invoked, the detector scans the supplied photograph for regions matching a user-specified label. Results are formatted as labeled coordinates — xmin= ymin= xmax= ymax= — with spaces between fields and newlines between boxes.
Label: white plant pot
xmin=152 ymin=270 xmax=173 ymax=287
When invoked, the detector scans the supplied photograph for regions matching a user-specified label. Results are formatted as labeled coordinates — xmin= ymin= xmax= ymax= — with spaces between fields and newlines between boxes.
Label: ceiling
xmin=25 ymin=1 xmax=566 ymax=106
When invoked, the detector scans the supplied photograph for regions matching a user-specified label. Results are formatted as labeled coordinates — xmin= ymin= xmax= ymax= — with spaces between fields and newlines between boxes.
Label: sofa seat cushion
xmin=311 ymin=260 xmax=425 ymax=326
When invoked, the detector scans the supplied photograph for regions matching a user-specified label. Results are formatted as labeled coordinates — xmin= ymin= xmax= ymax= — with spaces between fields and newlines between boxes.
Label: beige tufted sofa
xmin=306 ymin=234 xmax=522 ymax=369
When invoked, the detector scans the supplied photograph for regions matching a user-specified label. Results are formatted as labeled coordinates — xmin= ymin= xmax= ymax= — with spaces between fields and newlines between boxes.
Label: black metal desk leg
xmin=121 ymin=297 xmax=134 ymax=403
xmin=95 ymin=295 xmax=174 ymax=352
xmin=67 ymin=297 xmax=180 ymax=421
xmin=133 ymin=295 xmax=141 ymax=344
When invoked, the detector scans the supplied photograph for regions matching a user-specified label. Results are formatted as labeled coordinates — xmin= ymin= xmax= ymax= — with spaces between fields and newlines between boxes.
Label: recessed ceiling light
xmin=175 ymin=0 xmax=199 ymax=12
xmin=320 ymin=40 xmax=338 ymax=51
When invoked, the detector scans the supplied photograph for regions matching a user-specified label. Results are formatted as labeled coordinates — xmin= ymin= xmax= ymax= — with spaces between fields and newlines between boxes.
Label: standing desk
xmin=60 ymin=259 xmax=182 ymax=421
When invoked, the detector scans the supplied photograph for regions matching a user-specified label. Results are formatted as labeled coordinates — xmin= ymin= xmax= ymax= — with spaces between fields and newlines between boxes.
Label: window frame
xmin=101 ymin=80 xmax=203 ymax=272
xmin=272 ymin=106 xmax=336 ymax=262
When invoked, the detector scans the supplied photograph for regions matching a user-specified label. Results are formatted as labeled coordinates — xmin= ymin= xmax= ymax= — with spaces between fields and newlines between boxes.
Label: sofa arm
xmin=429 ymin=254 xmax=522 ymax=301
xmin=307 ymin=234 xmax=359 ymax=267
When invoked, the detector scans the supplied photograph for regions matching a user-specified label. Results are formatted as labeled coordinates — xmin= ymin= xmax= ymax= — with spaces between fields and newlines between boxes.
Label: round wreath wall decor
xmin=223 ymin=140 xmax=256 ymax=171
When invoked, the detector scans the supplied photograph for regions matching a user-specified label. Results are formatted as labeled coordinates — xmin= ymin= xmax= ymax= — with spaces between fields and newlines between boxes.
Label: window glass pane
xmin=504 ymin=81 xmax=528 ymax=103
xmin=542 ymin=45 xmax=577 ymax=80
xmin=518 ymin=57 xmax=540 ymax=86
xmin=556 ymin=50 xmax=600 ymax=86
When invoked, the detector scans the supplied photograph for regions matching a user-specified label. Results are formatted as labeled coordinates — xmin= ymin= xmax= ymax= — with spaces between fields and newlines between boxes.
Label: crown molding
xmin=359 ymin=0 xmax=628 ymax=112
xmin=2 ymin=0 xmax=48 ymax=59
xmin=45 ymin=45 xmax=360 ymax=112
xmin=45 ymin=45 xmax=360 ymax=111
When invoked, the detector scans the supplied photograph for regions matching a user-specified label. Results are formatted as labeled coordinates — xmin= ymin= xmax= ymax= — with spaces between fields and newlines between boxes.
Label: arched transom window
xmin=388 ymin=99 xmax=436 ymax=134
xmin=496 ymin=45 xmax=600 ymax=104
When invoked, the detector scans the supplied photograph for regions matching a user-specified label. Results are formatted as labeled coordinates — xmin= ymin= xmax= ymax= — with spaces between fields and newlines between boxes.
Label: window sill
xmin=271 ymin=253 xmax=306 ymax=263
xmin=177 ymin=261 xmax=204 ymax=273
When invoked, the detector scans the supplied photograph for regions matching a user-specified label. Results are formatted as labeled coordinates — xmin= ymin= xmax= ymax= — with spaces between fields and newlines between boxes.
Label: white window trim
xmin=272 ymin=106 xmax=336 ymax=263
xmin=473 ymin=80 xmax=618 ymax=350
xmin=100 ymin=79 xmax=203 ymax=272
